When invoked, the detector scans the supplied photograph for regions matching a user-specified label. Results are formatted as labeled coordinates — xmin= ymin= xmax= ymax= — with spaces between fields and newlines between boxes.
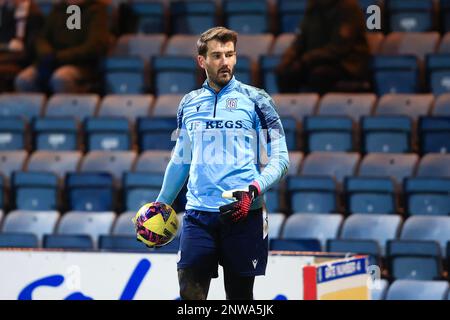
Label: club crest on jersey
xmin=226 ymin=98 xmax=238 ymax=111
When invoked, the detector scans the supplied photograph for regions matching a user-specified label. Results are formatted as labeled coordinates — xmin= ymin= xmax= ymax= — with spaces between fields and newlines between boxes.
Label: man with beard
xmin=276 ymin=0 xmax=370 ymax=94
xmin=153 ymin=27 xmax=290 ymax=300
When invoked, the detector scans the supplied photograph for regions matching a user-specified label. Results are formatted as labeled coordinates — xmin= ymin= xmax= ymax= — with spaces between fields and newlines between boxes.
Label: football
xmin=132 ymin=202 xmax=179 ymax=247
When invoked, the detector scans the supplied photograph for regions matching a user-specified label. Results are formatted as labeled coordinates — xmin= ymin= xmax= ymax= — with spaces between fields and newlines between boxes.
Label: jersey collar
xmin=202 ymin=76 xmax=238 ymax=96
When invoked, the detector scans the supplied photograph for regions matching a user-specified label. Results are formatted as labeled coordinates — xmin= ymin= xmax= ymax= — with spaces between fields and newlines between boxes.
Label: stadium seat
xmin=1 ymin=210 xmax=59 ymax=245
xmin=127 ymin=1 xmax=164 ymax=34
xmin=65 ymin=172 xmax=114 ymax=212
xmin=164 ymin=35 xmax=199 ymax=57
xmin=387 ymin=240 xmax=443 ymax=280
xmin=404 ymin=177 xmax=450 ymax=216
xmin=272 ymin=93 xmax=319 ymax=124
xmin=277 ymin=0 xmax=307 ymax=33
xmin=43 ymin=234 xmax=94 ymax=250
xmin=433 ymin=93 xmax=450 ymax=115
xmin=45 ymin=94 xmax=99 ymax=121
xmin=0 ymin=151 xmax=28 ymax=181
xmin=287 ymin=176 xmax=337 ymax=214
xmin=26 ymin=151 xmax=82 ymax=179
xmin=103 ymin=56 xmax=146 ymax=94
xmin=0 ymin=176 xmax=3 ymax=209
xmin=375 ymin=94 xmax=434 ymax=122
xmin=36 ymin=0 xmax=54 ymax=16
xmin=123 ymin=172 xmax=164 ymax=212
xmin=281 ymin=213 xmax=343 ymax=249
xmin=381 ymin=32 xmax=440 ymax=63
xmin=416 ymin=154 xmax=450 ymax=177
xmin=99 ymin=234 xmax=148 ymax=252
xmin=112 ymin=212 xmax=135 ymax=236
xmin=0 ymin=233 xmax=38 ymax=248
xmin=98 ymin=94 xmax=154 ymax=124
xmin=439 ymin=32 xmax=450 ymax=53
xmin=112 ymin=34 xmax=167 ymax=64
xmin=318 ymin=93 xmax=377 ymax=122
xmin=280 ymin=116 xmax=298 ymax=151
xmin=80 ymin=151 xmax=137 ymax=183
xmin=134 ymin=150 xmax=172 ymax=173
xmin=84 ymin=117 xmax=131 ymax=151
xmin=326 ymin=239 xmax=381 ymax=267
xmin=267 ymin=213 xmax=285 ymax=239
xmin=234 ymin=56 xmax=252 ymax=85
xmin=152 ymin=56 xmax=198 ymax=95
xmin=32 ymin=117 xmax=79 ymax=151
xmin=301 ymin=152 xmax=361 ymax=184
xmin=358 ymin=153 xmax=419 ymax=186
xmin=426 ymin=54 xmax=450 ymax=95
xmin=303 ymin=116 xmax=354 ymax=152
xmin=56 ymin=211 xmax=116 ymax=249
xmin=0 ymin=117 xmax=26 ymax=151
xmin=259 ymin=55 xmax=282 ymax=94
xmin=418 ymin=116 xmax=450 ymax=154
xmin=386 ymin=1 xmax=435 ymax=32
xmin=370 ymin=279 xmax=389 ymax=300
xmin=11 ymin=171 xmax=59 ymax=211
xmin=371 ymin=55 xmax=419 ymax=95
xmin=344 ymin=177 xmax=397 ymax=214
xmin=223 ymin=0 xmax=269 ymax=34
xmin=361 ymin=116 xmax=412 ymax=153
xmin=237 ymin=34 xmax=274 ymax=65
xmin=264 ymin=183 xmax=282 ymax=213
xmin=137 ymin=116 xmax=177 ymax=151
xmin=269 ymin=238 xmax=321 ymax=252
xmin=169 ymin=1 xmax=217 ymax=35
xmin=340 ymin=214 xmax=402 ymax=255
xmin=271 ymin=33 xmax=295 ymax=56
xmin=0 ymin=93 xmax=45 ymax=120
xmin=386 ymin=280 xmax=449 ymax=300
xmin=151 ymin=94 xmax=183 ymax=117
xmin=286 ymin=151 xmax=304 ymax=176
xmin=400 ymin=216 xmax=450 ymax=256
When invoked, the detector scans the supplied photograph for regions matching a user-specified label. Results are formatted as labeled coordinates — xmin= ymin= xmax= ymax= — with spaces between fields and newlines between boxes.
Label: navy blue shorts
xmin=177 ymin=208 xmax=268 ymax=277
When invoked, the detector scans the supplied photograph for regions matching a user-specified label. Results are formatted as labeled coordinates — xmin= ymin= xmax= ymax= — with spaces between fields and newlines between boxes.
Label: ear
xmin=197 ymin=55 xmax=206 ymax=70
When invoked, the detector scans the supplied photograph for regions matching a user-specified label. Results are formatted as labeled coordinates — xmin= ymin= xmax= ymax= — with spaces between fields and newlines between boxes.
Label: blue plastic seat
xmin=260 ymin=55 xmax=282 ymax=94
xmin=340 ymin=214 xmax=402 ymax=255
xmin=104 ymin=56 xmax=146 ymax=94
xmin=361 ymin=116 xmax=412 ymax=153
xmin=277 ymin=0 xmax=307 ymax=33
xmin=0 ymin=93 xmax=45 ymax=120
xmin=404 ymin=178 xmax=450 ymax=216
xmin=112 ymin=212 xmax=136 ymax=236
xmin=370 ymin=279 xmax=389 ymax=300
xmin=152 ymin=56 xmax=198 ymax=95
xmin=265 ymin=183 xmax=281 ymax=213
xmin=287 ymin=176 xmax=337 ymax=214
xmin=123 ymin=172 xmax=164 ymax=212
xmin=272 ymin=94 xmax=319 ymax=124
xmin=426 ymin=54 xmax=450 ymax=95
xmin=98 ymin=94 xmax=153 ymax=124
xmin=344 ymin=177 xmax=396 ymax=214
xmin=318 ymin=93 xmax=377 ymax=122
xmin=99 ymin=235 xmax=148 ymax=252
xmin=416 ymin=154 xmax=450 ymax=178
xmin=169 ymin=1 xmax=216 ymax=35
xmin=43 ymin=234 xmax=94 ymax=250
xmin=282 ymin=213 xmax=343 ymax=249
xmin=0 ymin=150 xmax=28 ymax=181
xmin=280 ymin=116 xmax=298 ymax=151
xmin=80 ymin=151 xmax=137 ymax=183
xmin=386 ymin=280 xmax=449 ymax=300
xmin=45 ymin=94 xmax=99 ymax=121
xmin=327 ymin=239 xmax=381 ymax=267
xmin=269 ymin=238 xmax=321 ymax=252
xmin=387 ymin=240 xmax=443 ymax=280
xmin=137 ymin=116 xmax=178 ymax=151
xmin=66 ymin=172 xmax=114 ymax=211
xmin=418 ymin=116 xmax=450 ymax=154
xmin=433 ymin=94 xmax=450 ymax=116
xmin=0 ymin=117 xmax=26 ymax=151
xmin=372 ymin=55 xmax=419 ymax=95
xmin=387 ymin=0 xmax=434 ymax=32
xmin=303 ymin=116 xmax=354 ymax=152
xmin=26 ymin=151 xmax=82 ymax=179
xmin=129 ymin=1 xmax=164 ymax=34
xmin=223 ymin=0 xmax=268 ymax=34
xmin=234 ymin=56 xmax=252 ymax=85
xmin=32 ymin=117 xmax=78 ymax=151
xmin=134 ymin=150 xmax=172 ymax=173
xmin=267 ymin=213 xmax=285 ymax=239
xmin=12 ymin=172 xmax=59 ymax=211
xmin=84 ymin=117 xmax=131 ymax=151
xmin=0 ymin=233 xmax=38 ymax=248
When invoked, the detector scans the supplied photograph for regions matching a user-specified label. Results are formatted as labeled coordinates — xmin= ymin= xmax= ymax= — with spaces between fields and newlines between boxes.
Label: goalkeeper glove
xmin=219 ymin=183 xmax=260 ymax=223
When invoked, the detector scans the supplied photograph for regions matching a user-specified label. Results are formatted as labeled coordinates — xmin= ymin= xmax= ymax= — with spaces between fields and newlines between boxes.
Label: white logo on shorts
xmin=252 ymin=259 xmax=258 ymax=269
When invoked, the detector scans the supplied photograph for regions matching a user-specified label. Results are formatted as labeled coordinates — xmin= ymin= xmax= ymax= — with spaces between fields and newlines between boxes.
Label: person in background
xmin=276 ymin=0 xmax=370 ymax=95
xmin=0 ymin=0 xmax=43 ymax=92
xmin=15 ymin=0 xmax=111 ymax=93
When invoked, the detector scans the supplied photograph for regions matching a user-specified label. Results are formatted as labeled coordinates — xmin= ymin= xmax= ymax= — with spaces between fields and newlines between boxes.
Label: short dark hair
xmin=197 ymin=27 xmax=238 ymax=57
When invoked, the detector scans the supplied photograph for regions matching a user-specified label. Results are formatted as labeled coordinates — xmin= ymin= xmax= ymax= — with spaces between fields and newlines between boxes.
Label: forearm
xmin=156 ymin=159 xmax=189 ymax=206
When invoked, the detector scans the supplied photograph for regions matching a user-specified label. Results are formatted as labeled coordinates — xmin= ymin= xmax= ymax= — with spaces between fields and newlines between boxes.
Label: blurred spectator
xmin=276 ymin=0 xmax=370 ymax=94
xmin=0 ymin=0 xmax=43 ymax=92
xmin=15 ymin=0 xmax=111 ymax=93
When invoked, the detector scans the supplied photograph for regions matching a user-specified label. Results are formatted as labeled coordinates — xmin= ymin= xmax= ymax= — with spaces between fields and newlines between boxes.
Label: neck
xmin=207 ymin=79 xmax=224 ymax=93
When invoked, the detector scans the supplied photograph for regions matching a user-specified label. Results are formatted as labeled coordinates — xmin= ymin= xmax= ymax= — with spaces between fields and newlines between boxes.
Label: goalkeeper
xmin=155 ymin=27 xmax=289 ymax=300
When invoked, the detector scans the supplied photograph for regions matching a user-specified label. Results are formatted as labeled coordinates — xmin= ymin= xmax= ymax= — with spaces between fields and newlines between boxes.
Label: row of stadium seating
xmin=0 ymin=150 xmax=448 ymax=214
xmin=36 ymin=0 xmax=450 ymax=35
xmin=104 ymin=31 xmax=450 ymax=95
xmin=0 ymin=210 xmax=449 ymax=280
xmin=372 ymin=280 xmax=449 ymax=300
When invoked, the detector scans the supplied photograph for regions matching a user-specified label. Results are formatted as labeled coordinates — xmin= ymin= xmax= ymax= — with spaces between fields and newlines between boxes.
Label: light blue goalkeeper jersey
xmin=156 ymin=76 xmax=289 ymax=212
